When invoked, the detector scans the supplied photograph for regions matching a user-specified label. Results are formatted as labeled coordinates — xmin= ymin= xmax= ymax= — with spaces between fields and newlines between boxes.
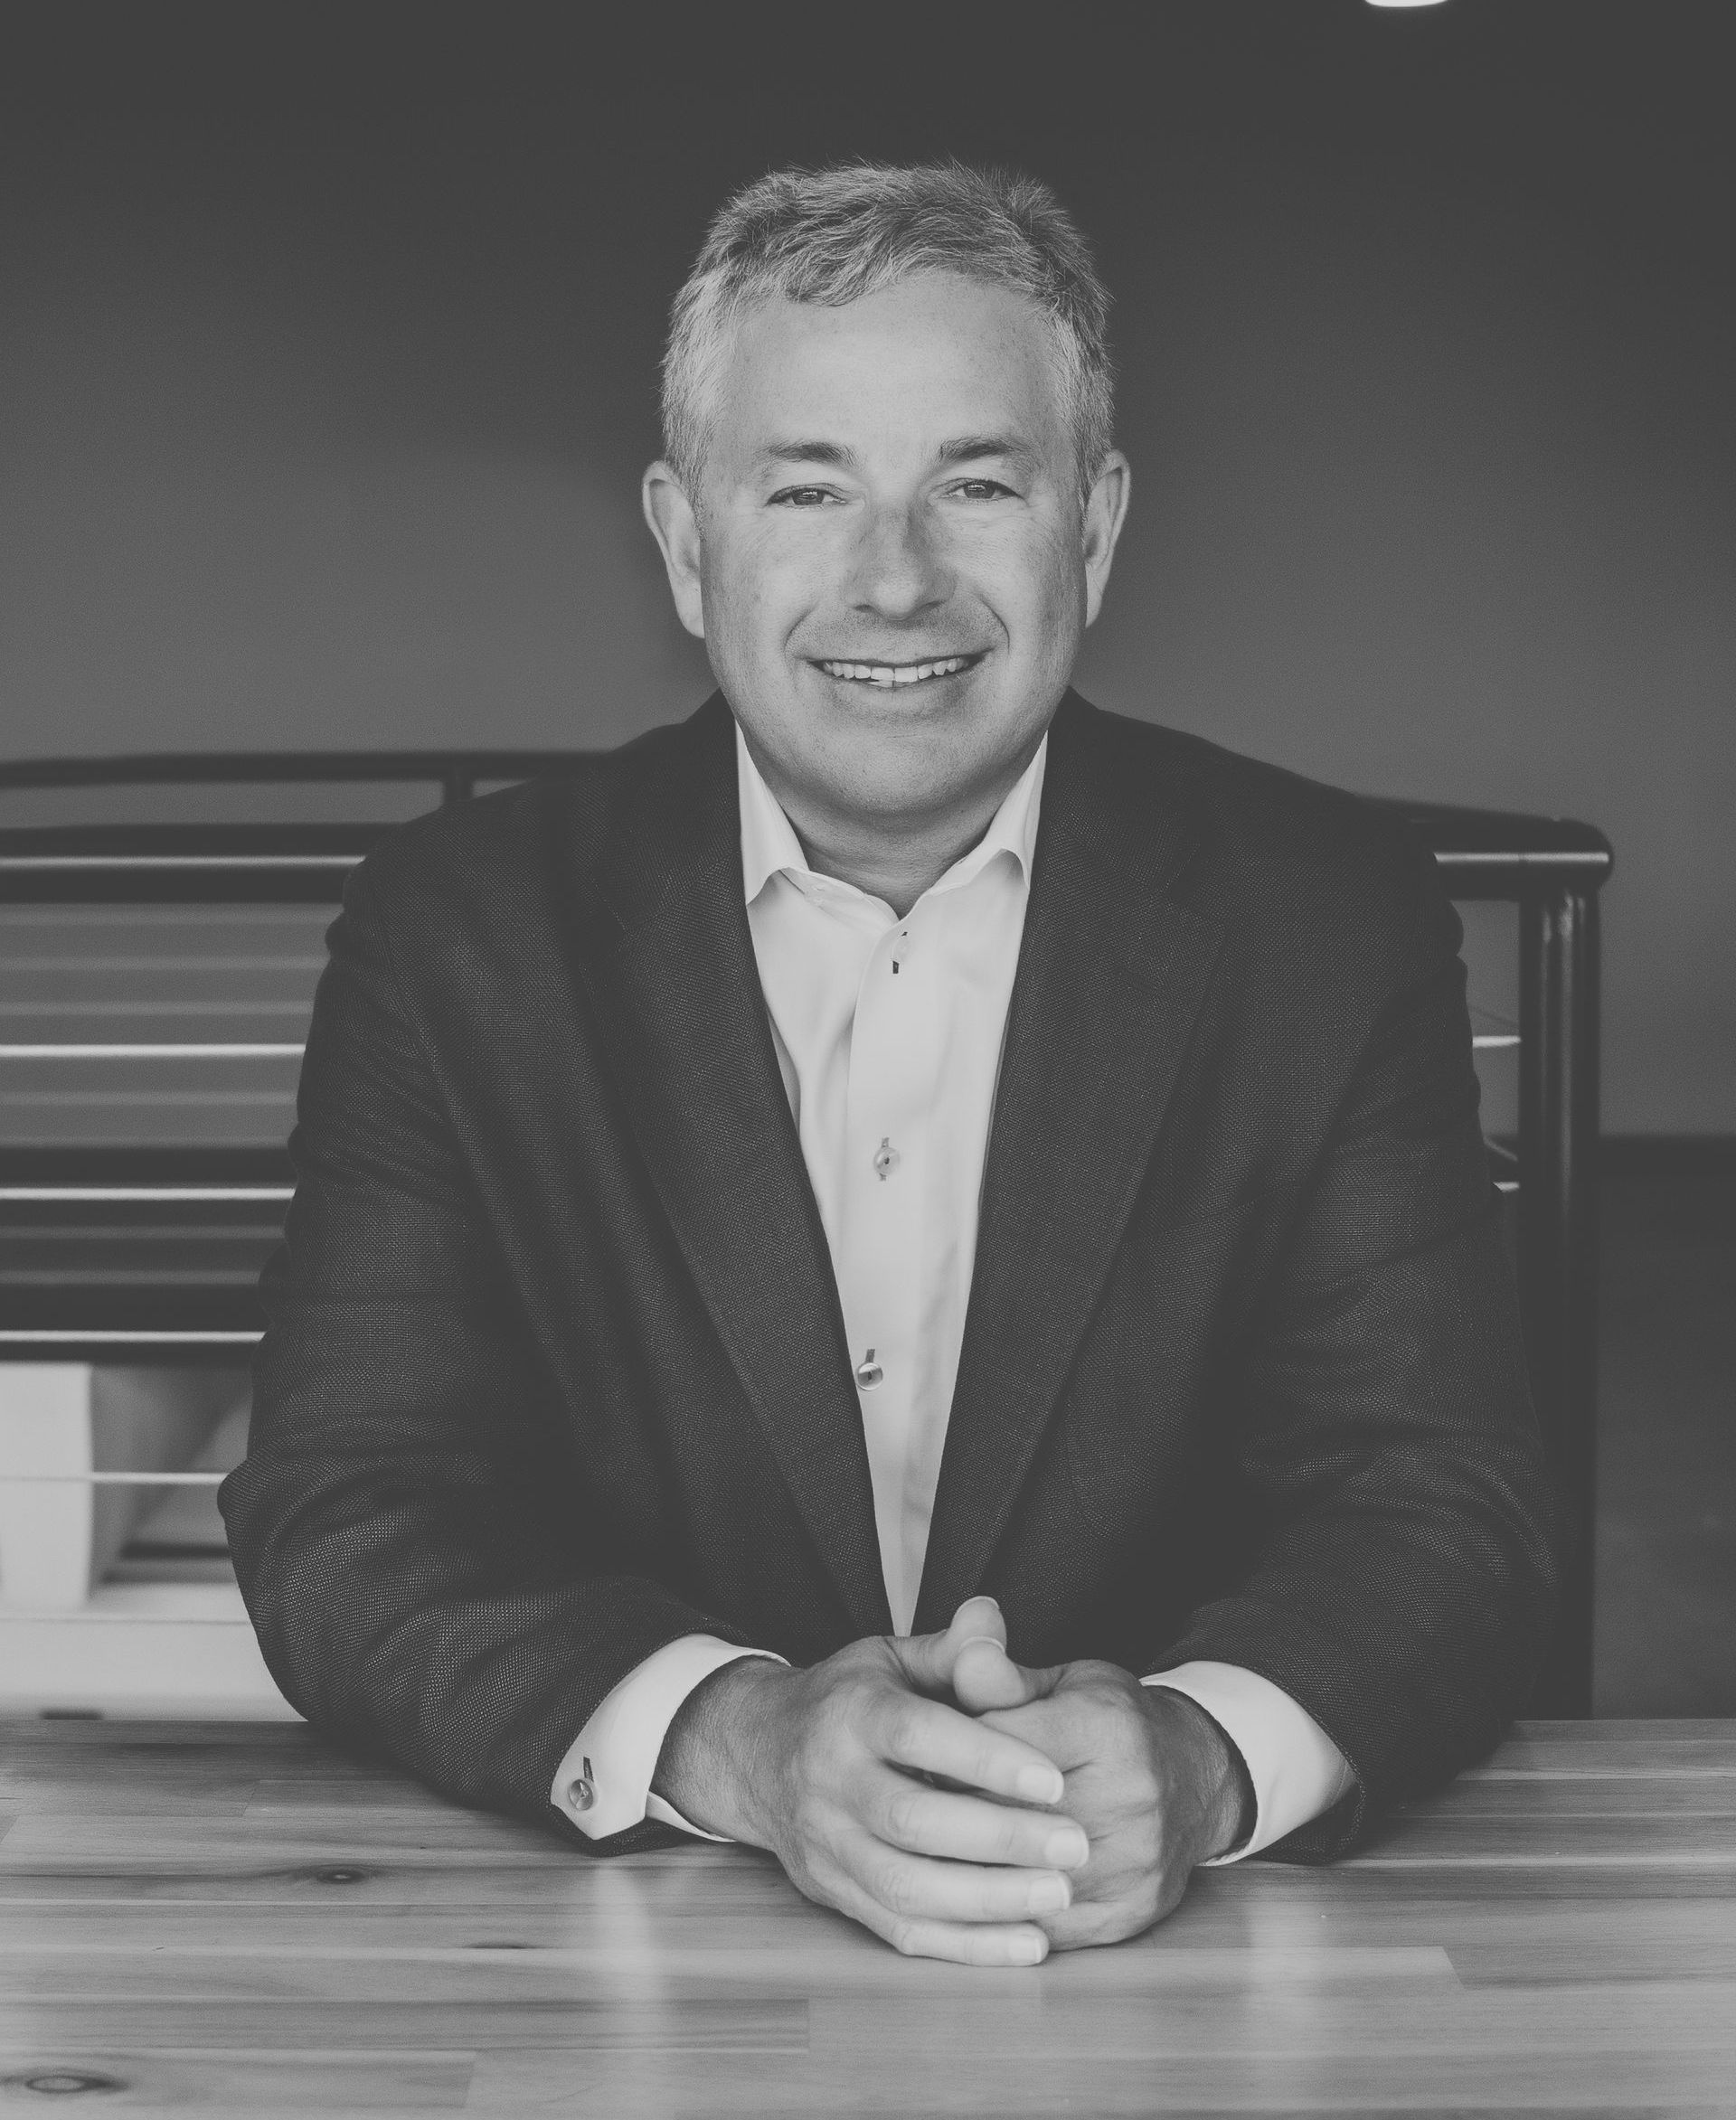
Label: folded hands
xmin=651 ymin=1596 xmax=1249 ymax=1965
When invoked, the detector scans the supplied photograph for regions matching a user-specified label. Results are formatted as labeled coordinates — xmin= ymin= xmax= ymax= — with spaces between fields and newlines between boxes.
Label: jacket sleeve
xmin=1156 ymin=837 xmax=1559 ymax=1858
xmin=220 ymin=854 xmax=754 ymax=1849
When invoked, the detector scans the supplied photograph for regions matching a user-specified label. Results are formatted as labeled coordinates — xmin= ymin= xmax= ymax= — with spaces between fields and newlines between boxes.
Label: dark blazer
xmin=222 ymin=690 xmax=1557 ymax=1860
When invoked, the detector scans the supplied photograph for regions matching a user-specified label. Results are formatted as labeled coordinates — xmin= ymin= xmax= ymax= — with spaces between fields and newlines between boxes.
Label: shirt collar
xmin=737 ymin=719 xmax=1048 ymax=911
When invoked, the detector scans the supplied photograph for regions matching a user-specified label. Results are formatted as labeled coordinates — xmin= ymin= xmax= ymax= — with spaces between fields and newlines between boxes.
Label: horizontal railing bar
xmin=0 ymin=909 xmax=330 ymax=925
xmin=0 ymin=1277 xmax=266 ymax=1289
xmin=0 ymin=854 xmax=1611 ymax=893
xmin=0 ymin=1329 xmax=263 ymax=1343
xmin=0 ymin=1471 xmax=228 ymax=1485
xmin=0 ymin=749 xmax=585 ymax=791
xmin=0 ymin=963 xmax=323 ymax=979
xmin=5 ymin=847 xmax=1609 ymax=872
xmin=0 ymin=1043 xmax=304 ymax=1059
xmin=2 ymin=1088 xmax=295 ymax=1101
xmin=0 ymin=757 xmax=1613 ymax=866
xmin=1429 ymin=848 xmax=1613 ymax=868
xmin=5 ymin=1619 xmax=257 ymax=1636
xmin=0 ymin=1003 xmax=313 ymax=1016
xmin=0 ymin=1025 xmax=1540 ymax=1056
xmin=0 ymin=1186 xmax=293 ymax=1201
xmin=0 ymin=854 xmax=354 ymax=872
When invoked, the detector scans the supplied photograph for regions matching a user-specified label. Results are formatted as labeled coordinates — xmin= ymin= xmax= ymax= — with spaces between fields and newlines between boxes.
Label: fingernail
xmin=1027 ymin=1875 xmax=1071 ymax=1915
xmin=1015 ymin=1764 xmax=1064 ymax=1805
xmin=1009 ymin=1932 xmax=1045 ymax=1965
xmin=1044 ymin=1826 xmax=1090 ymax=1869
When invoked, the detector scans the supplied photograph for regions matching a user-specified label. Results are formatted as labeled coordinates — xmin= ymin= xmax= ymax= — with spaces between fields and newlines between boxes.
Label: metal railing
xmin=0 ymin=750 xmax=1614 ymax=1712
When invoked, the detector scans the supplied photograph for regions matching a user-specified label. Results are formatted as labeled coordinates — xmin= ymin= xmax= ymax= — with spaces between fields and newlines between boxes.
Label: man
xmin=222 ymin=163 xmax=1556 ymax=1967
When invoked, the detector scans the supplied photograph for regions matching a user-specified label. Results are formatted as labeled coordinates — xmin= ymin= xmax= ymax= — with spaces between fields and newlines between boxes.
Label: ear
xmin=1080 ymin=448 xmax=1132 ymax=628
xmin=641 ymin=461 xmax=707 ymax=640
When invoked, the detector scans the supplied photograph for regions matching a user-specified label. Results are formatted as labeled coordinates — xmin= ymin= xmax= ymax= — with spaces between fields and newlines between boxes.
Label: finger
xmin=1029 ymin=1867 xmax=1190 ymax=1953
xmin=896 ymin=1597 xmax=1061 ymax=1717
xmin=979 ymin=1696 xmax=1090 ymax=1774
xmin=951 ymin=1633 xmax=1055 ymax=1713
xmin=874 ymin=1693 xmax=1069 ymax=1808
xmin=949 ymin=1593 xmax=1006 ymax=1645
xmin=893 ymin=1595 xmax=1005 ymax=1695
xmin=860 ymin=1849 xmax=1075 ymax=1928
xmin=866 ymin=1767 xmax=1091 ymax=1870
xmin=833 ymin=1867 xmax=1053 ymax=1966
xmin=869 ymin=1911 xmax=1052 ymax=1966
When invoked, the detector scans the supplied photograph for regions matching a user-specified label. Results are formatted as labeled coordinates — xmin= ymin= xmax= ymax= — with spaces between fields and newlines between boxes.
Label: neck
xmin=791 ymin=810 xmax=995 ymax=921
xmin=766 ymin=739 xmax=1042 ymax=920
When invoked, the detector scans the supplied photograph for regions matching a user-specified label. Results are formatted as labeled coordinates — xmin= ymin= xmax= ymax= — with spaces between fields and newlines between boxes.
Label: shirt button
xmin=854 ymin=1347 xmax=884 ymax=1390
xmin=873 ymin=1136 xmax=900 ymax=1180
xmin=566 ymin=1763 xmax=596 ymax=1811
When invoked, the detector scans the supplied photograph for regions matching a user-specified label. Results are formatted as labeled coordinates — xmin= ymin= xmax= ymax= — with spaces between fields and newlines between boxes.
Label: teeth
xmin=819 ymin=655 xmax=975 ymax=685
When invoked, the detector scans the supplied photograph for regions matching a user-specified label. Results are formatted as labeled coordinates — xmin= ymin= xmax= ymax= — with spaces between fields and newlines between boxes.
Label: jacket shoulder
xmin=1076 ymin=702 xmax=1451 ymax=953
xmin=335 ymin=713 xmax=703 ymax=915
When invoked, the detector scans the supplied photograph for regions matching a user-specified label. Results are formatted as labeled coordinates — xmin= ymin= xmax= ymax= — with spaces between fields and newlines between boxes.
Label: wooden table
xmin=2 ymin=1719 xmax=1733 ymax=2115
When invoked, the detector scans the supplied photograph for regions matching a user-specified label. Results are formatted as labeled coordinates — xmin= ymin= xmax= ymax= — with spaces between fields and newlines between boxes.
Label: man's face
xmin=645 ymin=271 xmax=1128 ymax=836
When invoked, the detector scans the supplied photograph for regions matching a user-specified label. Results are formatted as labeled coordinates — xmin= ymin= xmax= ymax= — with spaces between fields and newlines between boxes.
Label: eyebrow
xmin=758 ymin=441 xmax=857 ymax=470
xmin=934 ymin=435 xmax=1038 ymax=472
xmin=755 ymin=435 xmax=1040 ymax=475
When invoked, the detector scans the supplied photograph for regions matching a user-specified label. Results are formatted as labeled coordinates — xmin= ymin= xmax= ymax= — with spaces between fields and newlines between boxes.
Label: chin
xmin=826 ymin=734 xmax=989 ymax=817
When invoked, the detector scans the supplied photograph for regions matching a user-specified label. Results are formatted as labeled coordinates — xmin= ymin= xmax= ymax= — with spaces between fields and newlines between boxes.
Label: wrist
xmin=651 ymin=1654 xmax=787 ymax=1844
xmin=1146 ymin=1686 xmax=1254 ymax=1861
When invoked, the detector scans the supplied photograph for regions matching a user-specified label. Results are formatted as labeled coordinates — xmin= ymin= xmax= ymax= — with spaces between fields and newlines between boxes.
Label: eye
xmin=768 ymin=485 xmax=842 ymax=507
xmin=949 ymin=478 xmax=1016 ymax=502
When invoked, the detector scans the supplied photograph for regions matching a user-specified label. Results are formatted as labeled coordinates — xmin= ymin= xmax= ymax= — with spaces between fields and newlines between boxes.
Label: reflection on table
xmin=3 ymin=1717 xmax=1733 ymax=2113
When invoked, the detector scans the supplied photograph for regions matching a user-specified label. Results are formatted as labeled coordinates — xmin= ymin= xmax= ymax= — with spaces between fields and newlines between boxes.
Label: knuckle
xmin=966 ymin=1741 xmax=1001 ymax=1787
xmin=887 ymin=1917 xmax=923 ymax=1958
xmin=968 ymin=1878 xmax=1005 ymax=1924
xmin=881 ymin=1861 xmax=923 ymax=1918
xmin=884 ymin=1785 xmax=927 ymax=1845
xmin=789 ymin=1796 xmax=828 ymax=1854
xmin=882 ymin=1710 xmax=923 ymax=1766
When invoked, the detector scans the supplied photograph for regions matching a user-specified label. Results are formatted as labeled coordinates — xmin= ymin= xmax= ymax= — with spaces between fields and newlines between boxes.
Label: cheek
xmin=710 ymin=535 xmax=822 ymax=653
xmin=962 ymin=525 xmax=1083 ymax=656
xmin=700 ymin=561 xmax=772 ymax=661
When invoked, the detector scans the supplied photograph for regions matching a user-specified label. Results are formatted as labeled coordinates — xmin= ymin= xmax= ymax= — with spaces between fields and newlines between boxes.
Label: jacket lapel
xmin=912 ymin=697 xmax=1226 ymax=1633
xmin=566 ymin=695 xmax=892 ymax=1636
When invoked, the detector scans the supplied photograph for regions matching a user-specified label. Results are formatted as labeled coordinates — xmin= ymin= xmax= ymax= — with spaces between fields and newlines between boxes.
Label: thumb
xmin=895 ymin=1596 xmax=1058 ymax=1713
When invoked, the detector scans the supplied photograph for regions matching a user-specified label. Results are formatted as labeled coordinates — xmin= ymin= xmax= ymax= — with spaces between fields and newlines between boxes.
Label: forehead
xmin=709 ymin=272 xmax=1071 ymax=466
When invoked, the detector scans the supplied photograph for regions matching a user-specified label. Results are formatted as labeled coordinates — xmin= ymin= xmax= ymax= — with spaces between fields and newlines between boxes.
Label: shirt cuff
xmin=1142 ymin=1661 xmax=1354 ymax=1862
xmin=550 ymin=1635 xmax=787 ymax=1842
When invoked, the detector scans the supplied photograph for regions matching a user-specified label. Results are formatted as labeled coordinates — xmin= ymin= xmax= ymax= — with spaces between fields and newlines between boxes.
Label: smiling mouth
xmin=814 ymin=653 xmax=984 ymax=688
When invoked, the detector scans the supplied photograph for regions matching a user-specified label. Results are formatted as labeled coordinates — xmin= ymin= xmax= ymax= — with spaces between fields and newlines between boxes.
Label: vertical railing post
xmin=1518 ymin=884 xmax=1601 ymax=1715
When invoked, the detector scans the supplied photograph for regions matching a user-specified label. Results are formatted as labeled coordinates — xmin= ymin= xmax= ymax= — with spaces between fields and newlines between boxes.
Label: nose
xmin=842 ymin=499 xmax=953 ymax=625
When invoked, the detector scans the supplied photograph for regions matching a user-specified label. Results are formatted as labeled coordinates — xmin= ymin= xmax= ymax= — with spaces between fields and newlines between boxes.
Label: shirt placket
xmin=838 ymin=905 xmax=932 ymax=1634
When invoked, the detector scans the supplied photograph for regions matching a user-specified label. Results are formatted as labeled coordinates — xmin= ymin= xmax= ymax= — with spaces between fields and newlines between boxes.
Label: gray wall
xmin=2 ymin=1 xmax=1730 ymax=1130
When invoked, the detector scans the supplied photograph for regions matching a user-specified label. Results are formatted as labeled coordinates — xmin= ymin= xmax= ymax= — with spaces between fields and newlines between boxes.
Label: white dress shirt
xmin=552 ymin=722 xmax=1352 ymax=1855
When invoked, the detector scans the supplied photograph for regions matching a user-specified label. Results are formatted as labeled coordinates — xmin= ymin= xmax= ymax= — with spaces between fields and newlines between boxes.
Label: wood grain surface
xmin=2 ymin=1718 xmax=1733 ymax=2115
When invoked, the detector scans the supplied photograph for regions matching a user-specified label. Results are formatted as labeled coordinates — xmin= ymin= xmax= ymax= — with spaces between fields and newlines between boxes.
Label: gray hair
xmin=661 ymin=160 xmax=1115 ymax=500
